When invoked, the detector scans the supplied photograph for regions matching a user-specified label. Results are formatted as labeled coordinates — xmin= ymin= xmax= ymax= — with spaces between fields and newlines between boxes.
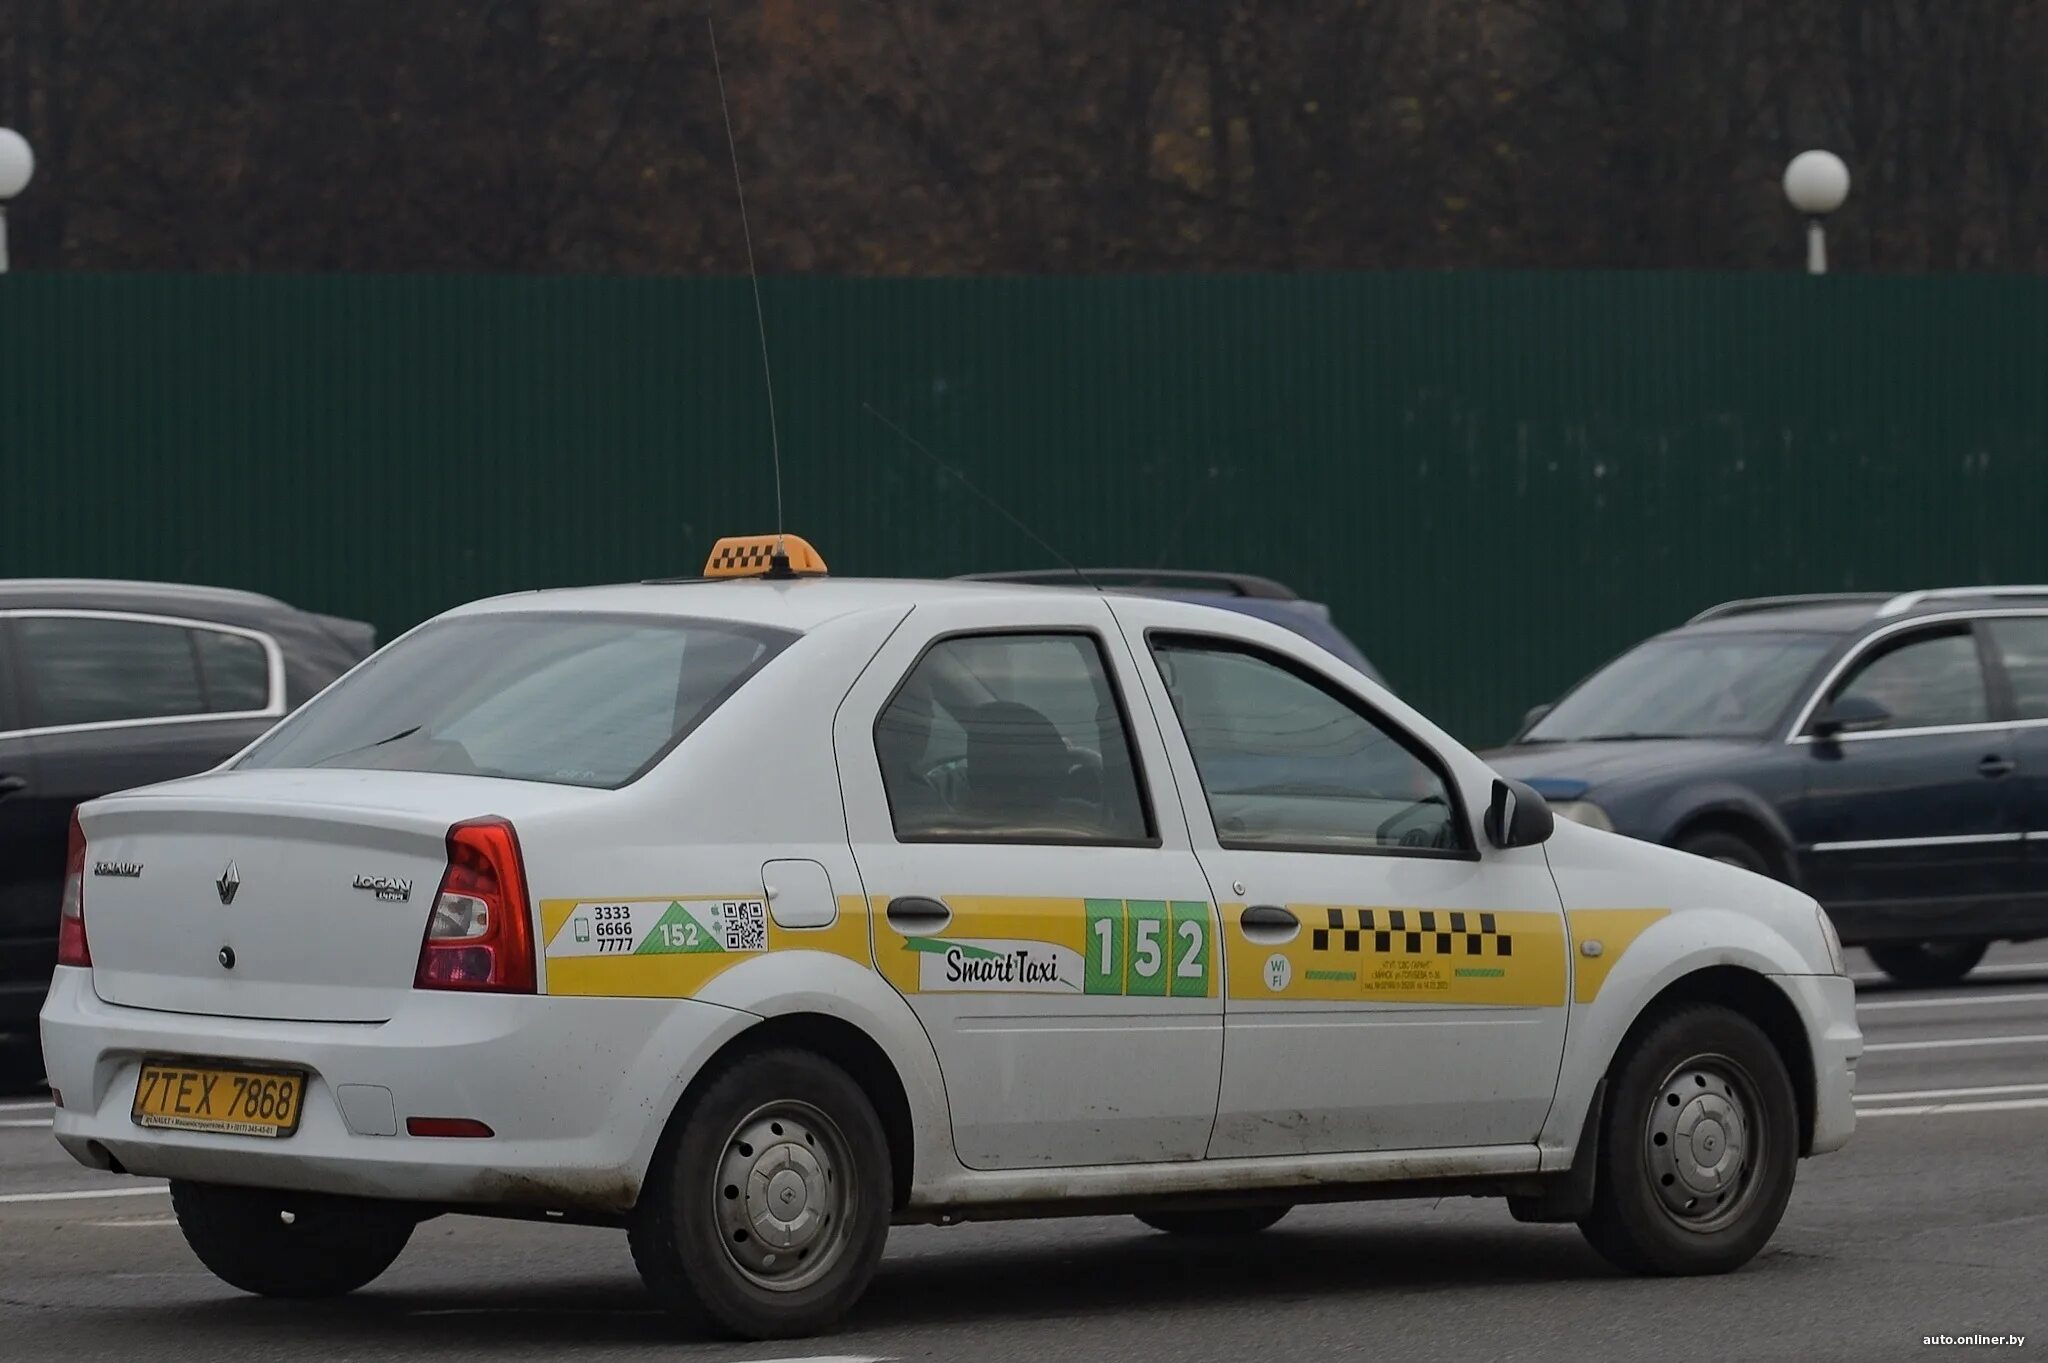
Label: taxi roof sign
xmin=704 ymin=534 xmax=828 ymax=579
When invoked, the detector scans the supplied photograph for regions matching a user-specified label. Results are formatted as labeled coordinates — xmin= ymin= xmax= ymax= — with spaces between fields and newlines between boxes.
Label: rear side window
xmin=874 ymin=632 xmax=1153 ymax=844
xmin=1987 ymin=617 xmax=2048 ymax=720
xmin=239 ymin=614 xmax=791 ymax=788
xmin=17 ymin=617 xmax=208 ymax=726
xmin=194 ymin=630 xmax=271 ymax=711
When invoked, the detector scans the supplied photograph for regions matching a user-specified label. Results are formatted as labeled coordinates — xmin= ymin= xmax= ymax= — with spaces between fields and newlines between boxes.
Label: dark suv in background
xmin=1488 ymin=587 xmax=2048 ymax=986
xmin=0 ymin=580 xmax=374 ymax=1068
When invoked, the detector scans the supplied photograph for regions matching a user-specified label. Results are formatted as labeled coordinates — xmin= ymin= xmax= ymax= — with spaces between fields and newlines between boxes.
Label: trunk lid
xmin=78 ymin=769 xmax=594 ymax=1022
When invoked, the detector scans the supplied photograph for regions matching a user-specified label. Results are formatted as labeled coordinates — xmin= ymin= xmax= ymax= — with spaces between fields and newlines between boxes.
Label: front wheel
xmin=1676 ymin=830 xmax=1774 ymax=878
xmin=630 ymin=1048 xmax=892 ymax=1340
xmin=1577 ymin=1005 xmax=1798 ymax=1276
xmin=1867 ymin=940 xmax=1988 ymax=988
xmin=1135 ymin=1205 xmax=1291 ymax=1236
xmin=170 ymin=1182 xmax=415 ymax=1298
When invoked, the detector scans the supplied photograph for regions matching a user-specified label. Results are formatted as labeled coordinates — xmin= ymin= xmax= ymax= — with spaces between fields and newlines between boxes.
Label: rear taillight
xmin=414 ymin=817 xmax=535 ymax=993
xmin=56 ymin=810 xmax=91 ymax=968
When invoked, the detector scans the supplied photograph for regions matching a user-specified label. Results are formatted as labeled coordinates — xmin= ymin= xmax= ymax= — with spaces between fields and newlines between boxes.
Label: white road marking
xmin=1854 ymin=962 xmax=2048 ymax=984
xmin=1861 ymin=1031 xmax=2048 ymax=1052
xmin=0 ymin=1184 xmax=167 ymax=1205
xmin=0 ymin=1099 xmax=53 ymax=1113
xmin=1858 ymin=1081 xmax=2048 ymax=1103
xmin=83 ymin=1216 xmax=179 ymax=1228
xmin=1855 ymin=1097 xmax=2048 ymax=1119
xmin=1857 ymin=992 xmax=2048 ymax=1012
xmin=410 ymin=1307 xmax=665 ymax=1318
xmin=0 ymin=1118 xmax=51 ymax=1128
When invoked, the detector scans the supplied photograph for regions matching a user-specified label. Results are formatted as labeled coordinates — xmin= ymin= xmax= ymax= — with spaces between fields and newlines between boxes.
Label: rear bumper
xmin=38 ymin=967 xmax=756 ymax=1212
xmin=1772 ymin=972 xmax=1860 ymax=1155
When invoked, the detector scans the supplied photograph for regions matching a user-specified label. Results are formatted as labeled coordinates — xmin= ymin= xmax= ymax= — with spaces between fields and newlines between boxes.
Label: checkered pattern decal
xmin=709 ymin=541 xmax=779 ymax=572
xmin=1309 ymin=907 xmax=1513 ymax=958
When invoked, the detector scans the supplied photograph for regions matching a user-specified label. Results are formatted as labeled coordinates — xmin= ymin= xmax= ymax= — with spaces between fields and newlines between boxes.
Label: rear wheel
xmin=1135 ymin=1205 xmax=1291 ymax=1236
xmin=1676 ymin=830 xmax=1774 ymax=878
xmin=630 ymin=1048 xmax=892 ymax=1340
xmin=170 ymin=1181 xmax=415 ymax=1298
xmin=1867 ymin=939 xmax=1988 ymax=988
xmin=1577 ymin=1005 xmax=1798 ymax=1276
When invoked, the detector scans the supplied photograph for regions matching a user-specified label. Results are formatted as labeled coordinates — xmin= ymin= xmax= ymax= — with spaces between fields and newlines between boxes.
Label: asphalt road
xmin=4 ymin=943 xmax=2044 ymax=1363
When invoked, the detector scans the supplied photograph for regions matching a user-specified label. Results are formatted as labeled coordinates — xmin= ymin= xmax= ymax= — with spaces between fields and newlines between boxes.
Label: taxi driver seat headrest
xmin=960 ymin=700 xmax=1073 ymax=813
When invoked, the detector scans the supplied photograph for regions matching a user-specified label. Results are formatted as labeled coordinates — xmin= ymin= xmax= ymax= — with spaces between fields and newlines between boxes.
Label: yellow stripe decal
xmin=872 ymin=895 xmax=1220 ymax=999
xmin=1567 ymin=909 xmax=1671 ymax=1004
xmin=1224 ymin=904 xmax=1568 ymax=1006
xmin=539 ymin=894 xmax=871 ymax=998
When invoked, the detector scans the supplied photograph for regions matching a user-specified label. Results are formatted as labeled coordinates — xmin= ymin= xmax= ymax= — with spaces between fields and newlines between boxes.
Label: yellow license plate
xmin=131 ymin=1061 xmax=306 ymax=1138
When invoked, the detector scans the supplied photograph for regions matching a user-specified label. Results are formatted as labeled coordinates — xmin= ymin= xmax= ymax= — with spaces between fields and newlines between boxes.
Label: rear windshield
xmin=237 ymin=613 xmax=793 ymax=788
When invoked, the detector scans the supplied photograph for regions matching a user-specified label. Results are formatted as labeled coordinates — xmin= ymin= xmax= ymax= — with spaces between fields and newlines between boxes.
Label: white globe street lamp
xmin=0 ymin=128 xmax=35 ymax=274
xmin=1783 ymin=150 xmax=1850 ymax=276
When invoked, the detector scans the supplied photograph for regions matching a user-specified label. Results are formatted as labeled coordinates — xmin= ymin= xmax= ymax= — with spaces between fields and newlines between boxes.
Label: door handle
xmin=1979 ymin=754 xmax=2016 ymax=779
xmin=0 ymin=774 xmax=26 ymax=801
xmin=1238 ymin=904 xmax=1299 ymax=943
xmin=885 ymin=896 xmax=953 ymax=934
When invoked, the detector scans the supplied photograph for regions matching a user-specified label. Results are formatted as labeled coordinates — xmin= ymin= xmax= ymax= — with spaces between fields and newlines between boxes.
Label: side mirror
xmin=1515 ymin=703 xmax=1553 ymax=740
xmin=1811 ymin=694 xmax=1891 ymax=739
xmin=1485 ymin=777 xmax=1554 ymax=849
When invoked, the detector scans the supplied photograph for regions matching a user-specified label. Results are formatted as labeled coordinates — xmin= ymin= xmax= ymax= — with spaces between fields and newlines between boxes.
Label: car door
xmin=1785 ymin=621 xmax=2022 ymax=934
xmin=835 ymin=595 xmax=1223 ymax=1171
xmin=1112 ymin=600 xmax=1570 ymax=1157
xmin=1979 ymin=612 xmax=2048 ymax=932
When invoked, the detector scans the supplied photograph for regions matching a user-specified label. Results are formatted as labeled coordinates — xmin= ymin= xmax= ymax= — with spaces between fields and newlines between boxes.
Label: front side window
xmin=1829 ymin=628 xmax=1987 ymax=731
xmin=239 ymin=614 xmax=790 ymax=788
xmin=1151 ymin=636 xmax=1465 ymax=855
xmin=1987 ymin=617 xmax=2048 ymax=720
xmin=18 ymin=617 xmax=207 ymax=726
xmin=874 ymin=632 xmax=1152 ymax=844
xmin=1527 ymin=632 xmax=1833 ymax=742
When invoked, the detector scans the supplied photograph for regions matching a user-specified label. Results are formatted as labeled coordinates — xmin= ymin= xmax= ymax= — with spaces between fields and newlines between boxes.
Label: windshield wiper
xmin=1570 ymin=732 xmax=1701 ymax=742
xmin=308 ymin=725 xmax=423 ymax=768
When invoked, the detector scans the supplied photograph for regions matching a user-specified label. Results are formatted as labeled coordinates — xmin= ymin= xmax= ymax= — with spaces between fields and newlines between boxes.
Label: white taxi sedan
xmin=42 ymin=535 xmax=1860 ymax=1339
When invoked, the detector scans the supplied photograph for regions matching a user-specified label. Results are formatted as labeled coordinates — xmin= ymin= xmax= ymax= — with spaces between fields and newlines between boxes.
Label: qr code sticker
xmin=721 ymin=900 xmax=768 ymax=952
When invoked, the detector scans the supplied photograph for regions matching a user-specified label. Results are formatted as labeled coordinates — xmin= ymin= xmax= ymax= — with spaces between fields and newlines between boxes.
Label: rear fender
xmin=675 ymin=951 xmax=955 ymax=1195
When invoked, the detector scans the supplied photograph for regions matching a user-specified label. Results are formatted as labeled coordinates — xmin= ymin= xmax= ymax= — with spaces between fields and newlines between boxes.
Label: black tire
xmin=1135 ymin=1205 xmax=1291 ymax=1236
xmin=630 ymin=1048 xmax=892 ymax=1340
xmin=1577 ymin=1004 xmax=1798 ymax=1276
xmin=1677 ymin=830 xmax=1775 ymax=879
xmin=170 ymin=1181 xmax=414 ymax=1298
xmin=1867 ymin=940 xmax=1988 ymax=988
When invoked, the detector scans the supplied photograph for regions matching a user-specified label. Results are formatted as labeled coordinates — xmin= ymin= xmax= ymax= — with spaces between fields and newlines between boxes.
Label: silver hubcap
xmin=1645 ymin=1055 xmax=1761 ymax=1232
xmin=713 ymin=1101 xmax=852 ymax=1292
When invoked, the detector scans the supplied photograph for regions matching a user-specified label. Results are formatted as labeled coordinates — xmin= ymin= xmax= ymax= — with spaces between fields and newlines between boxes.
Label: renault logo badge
xmin=216 ymin=862 xmax=241 ymax=906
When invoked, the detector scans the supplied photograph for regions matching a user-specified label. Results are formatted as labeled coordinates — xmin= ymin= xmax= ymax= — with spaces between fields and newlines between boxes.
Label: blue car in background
xmin=1486 ymin=587 xmax=2048 ymax=987
xmin=959 ymin=569 xmax=1387 ymax=689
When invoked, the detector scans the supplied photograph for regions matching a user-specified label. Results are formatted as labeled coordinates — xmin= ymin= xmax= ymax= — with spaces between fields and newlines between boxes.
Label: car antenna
xmin=708 ymin=17 xmax=794 ymax=580
xmin=861 ymin=402 xmax=1098 ymax=591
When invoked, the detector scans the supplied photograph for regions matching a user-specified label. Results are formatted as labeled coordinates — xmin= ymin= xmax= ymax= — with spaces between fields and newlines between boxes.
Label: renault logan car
xmin=42 ymin=536 xmax=1858 ymax=1340
xmin=1490 ymin=587 xmax=2048 ymax=987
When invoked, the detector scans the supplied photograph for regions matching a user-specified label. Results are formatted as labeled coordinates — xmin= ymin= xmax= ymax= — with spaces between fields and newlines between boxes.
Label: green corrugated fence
xmin=2 ymin=272 xmax=2044 ymax=742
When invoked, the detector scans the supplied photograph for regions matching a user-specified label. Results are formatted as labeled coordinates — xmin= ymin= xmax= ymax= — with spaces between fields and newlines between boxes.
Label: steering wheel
xmin=1376 ymin=795 xmax=1456 ymax=850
